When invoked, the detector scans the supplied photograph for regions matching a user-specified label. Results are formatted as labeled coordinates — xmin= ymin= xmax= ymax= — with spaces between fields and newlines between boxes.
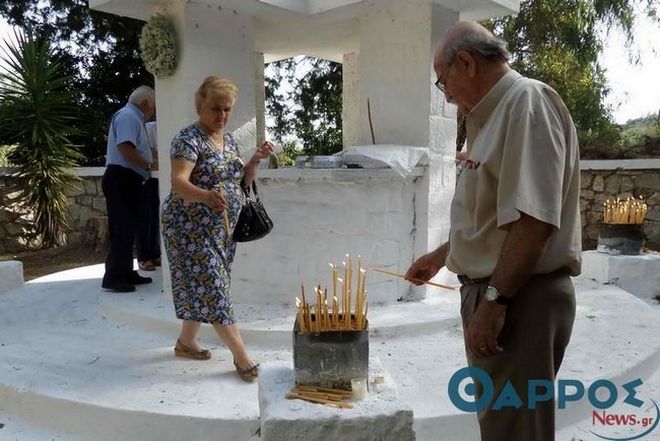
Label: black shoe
xmin=127 ymin=271 xmax=152 ymax=285
xmin=102 ymin=282 xmax=136 ymax=293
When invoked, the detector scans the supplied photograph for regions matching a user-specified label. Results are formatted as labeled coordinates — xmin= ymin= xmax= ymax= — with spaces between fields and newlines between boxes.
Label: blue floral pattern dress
xmin=161 ymin=123 xmax=244 ymax=324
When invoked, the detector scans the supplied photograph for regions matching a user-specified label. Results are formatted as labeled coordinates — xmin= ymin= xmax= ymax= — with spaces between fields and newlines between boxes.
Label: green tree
xmin=0 ymin=0 xmax=153 ymax=165
xmin=266 ymin=56 xmax=342 ymax=155
xmin=264 ymin=1 xmax=657 ymax=158
xmin=482 ymin=0 xmax=658 ymax=150
xmin=0 ymin=32 xmax=82 ymax=247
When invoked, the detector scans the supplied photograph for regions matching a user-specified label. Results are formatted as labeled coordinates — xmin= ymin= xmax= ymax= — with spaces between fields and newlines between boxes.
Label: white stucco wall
xmin=357 ymin=0 xmax=434 ymax=147
xmin=0 ymin=261 xmax=23 ymax=295
xmin=581 ymin=250 xmax=660 ymax=300
xmin=85 ymin=0 xmax=524 ymax=307
xmin=230 ymin=168 xmax=426 ymax=305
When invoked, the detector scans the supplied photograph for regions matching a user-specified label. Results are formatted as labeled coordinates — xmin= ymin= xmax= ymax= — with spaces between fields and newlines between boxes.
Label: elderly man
xmin=406 ymin=22 xmax=581 ymax=440
xmin=102 ymin=86 xmax=156 ymax=292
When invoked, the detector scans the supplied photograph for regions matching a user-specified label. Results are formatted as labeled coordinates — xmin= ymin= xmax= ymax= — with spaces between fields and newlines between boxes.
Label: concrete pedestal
xmin=581 ymin=250 xmax=660 ymax=300
xmin=0 ymin=260 xmax=23 ymax=295
xmin=258 ymin=359 xmax=415 ymax=441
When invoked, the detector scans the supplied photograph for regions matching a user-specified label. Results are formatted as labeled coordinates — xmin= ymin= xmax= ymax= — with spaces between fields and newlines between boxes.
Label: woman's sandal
xmin=138 ymin=260 xmax=157 ymax=271
xmin=234 ymin=361 xmax=259 ymax=381
xmin=174 ymin=339 xmax=212 ymax=360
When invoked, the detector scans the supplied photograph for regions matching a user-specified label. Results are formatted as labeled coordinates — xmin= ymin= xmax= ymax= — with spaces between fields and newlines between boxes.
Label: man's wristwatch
xmin=484 ymin=285 xmax=513 ymax=306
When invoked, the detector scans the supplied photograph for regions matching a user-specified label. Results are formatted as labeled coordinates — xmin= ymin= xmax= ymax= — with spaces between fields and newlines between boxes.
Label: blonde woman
xmin=161 ymin=76 xmax=274 ymax=381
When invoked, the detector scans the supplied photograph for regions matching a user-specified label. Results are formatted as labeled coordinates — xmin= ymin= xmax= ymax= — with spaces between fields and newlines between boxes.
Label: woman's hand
xmin=204 ymin=189 xmax=227 ymax=212
xmin=249 ymin=141 xmax=275 ymax=165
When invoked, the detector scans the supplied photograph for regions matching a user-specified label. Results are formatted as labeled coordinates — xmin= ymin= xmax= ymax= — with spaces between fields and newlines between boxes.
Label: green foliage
xmin=276 ymin=140 xmax=302 ymax=167
xmin=266 ymin=57 xmax=342 ymax=156
xmin=582 ymin=112 xmax=660 ymax=158
xmin=0 ymin=145 xmax=15 ymax=166
xmin=0 ymin=32 xmax=82 ymax=248
xmin=483 ymin=0 xmax=659 ymax=151
xmin=0 ymin=0 xmax=153 ymax=165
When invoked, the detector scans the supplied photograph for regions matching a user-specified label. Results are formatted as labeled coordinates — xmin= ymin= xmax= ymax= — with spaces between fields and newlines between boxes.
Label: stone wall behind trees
xmin=580 ymin=160 xmax=660 ymax=250
xmin=0 ymin=168 xmax=107 ymax=254
xmin=1 ymin=162 xmax=659 ymax=254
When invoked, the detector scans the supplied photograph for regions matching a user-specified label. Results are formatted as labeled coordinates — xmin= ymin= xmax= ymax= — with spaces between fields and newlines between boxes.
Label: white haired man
xmin=102 ymin=86 xmax=156 ymax=292
xmin=406 ymin=22 xmax=581 ymax=440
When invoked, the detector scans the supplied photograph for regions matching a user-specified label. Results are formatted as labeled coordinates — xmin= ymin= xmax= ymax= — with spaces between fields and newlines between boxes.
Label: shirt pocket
xmin=455 ymin=167 xmax=477 ymax=213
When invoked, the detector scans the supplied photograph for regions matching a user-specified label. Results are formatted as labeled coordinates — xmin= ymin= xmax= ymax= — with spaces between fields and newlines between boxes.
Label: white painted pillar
xmin=255 ymin=52 xmax=266 ymax=146
xmin=342 ymin=52 xmax=359 ymax=147
xmin=353 ymin=0 xmax=458 ymax=298
xmin=152 ymin=0 xmax=260 ymax=293
xmin=408 ymin=3 xmax=460 ymax=299
xmin=357 ymin=0 xmax=434 ymax=147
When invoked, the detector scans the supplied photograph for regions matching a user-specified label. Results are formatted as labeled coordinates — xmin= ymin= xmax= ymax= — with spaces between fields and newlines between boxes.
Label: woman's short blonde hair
xmin=194 ymin=76 xmax=239 ymax=110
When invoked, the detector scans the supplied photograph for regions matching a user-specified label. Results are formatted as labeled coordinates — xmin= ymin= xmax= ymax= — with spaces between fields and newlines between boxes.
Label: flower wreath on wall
xmin=139 ymin=13 xmax=178 ymax=78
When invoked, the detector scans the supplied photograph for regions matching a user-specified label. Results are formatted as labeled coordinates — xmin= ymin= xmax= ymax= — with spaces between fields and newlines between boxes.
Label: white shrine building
xmin=2 ymin=2 xmax=660 ymax=441
xmin=88 ymin=0 xmax=521 ymax=304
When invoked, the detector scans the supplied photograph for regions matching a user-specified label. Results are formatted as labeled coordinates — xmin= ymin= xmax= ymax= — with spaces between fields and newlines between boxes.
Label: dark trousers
xmin=460 ymin=269 xmax=576 ymax=441
xmin=136 ymin=177 xmax=161 ymax=262
xmin=102 ymin=165 xmax=143 ymax=285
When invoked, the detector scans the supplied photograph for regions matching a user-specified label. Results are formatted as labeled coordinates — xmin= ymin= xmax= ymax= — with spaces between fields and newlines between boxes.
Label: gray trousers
xmin=459 ymin=269 xmax=576 ymax=441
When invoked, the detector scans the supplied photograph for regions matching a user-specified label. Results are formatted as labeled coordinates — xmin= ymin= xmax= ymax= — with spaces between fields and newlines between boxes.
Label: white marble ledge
xmin=256 ymin=167 xmax=427 ymax=183
xmin=1 ymin=167 xmax=427 ymax=182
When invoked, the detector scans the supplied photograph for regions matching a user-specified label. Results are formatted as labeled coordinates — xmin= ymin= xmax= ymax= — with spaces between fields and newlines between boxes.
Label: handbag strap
xmin=240 ymin=179 xmax=261 ymax=202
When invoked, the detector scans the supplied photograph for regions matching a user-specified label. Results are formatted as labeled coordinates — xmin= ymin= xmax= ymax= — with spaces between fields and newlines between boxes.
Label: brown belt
xmin=457 ymin=267 xmax=570 ymax=286
xmin=457 ymin=274 xmax=490 ymax=285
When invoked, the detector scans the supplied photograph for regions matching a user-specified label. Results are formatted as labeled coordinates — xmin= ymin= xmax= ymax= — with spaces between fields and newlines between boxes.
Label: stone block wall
xmin=580 ymin=160 xmax=660 ymax=250
xmin=0 ymin=172 xmax=35 ymax=252
xmin=0 ymin=168 xmax=107 ymax=254
xmin=2 ymin=161 xmax=659 ymax=254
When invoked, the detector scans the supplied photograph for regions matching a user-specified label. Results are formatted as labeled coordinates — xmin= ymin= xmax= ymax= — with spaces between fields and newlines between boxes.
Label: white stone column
xmin=354 ymin=0 xmax=458 ymax=298
xmin=342 ymin=52 xmax=359 ymax=147
xmin=357 ymin=0 xmax=434 ymax=147
xmin=255 ymin=52 xmax=266 ymax=146
xmin=422 ymin=3 xmax=460 ymax=254
xmin=153 ymin=0 xmax=259 ymax=293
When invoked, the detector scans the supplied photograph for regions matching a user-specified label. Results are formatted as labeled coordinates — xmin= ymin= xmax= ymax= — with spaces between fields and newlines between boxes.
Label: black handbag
xmin=233 ymin=179 xmax=273 ymax=242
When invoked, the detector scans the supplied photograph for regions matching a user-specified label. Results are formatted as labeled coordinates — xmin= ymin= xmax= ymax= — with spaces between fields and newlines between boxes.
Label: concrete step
xmin=0 ymin=265 xmax=659 ymax=441
xmin=97 ymin=263 xmax=461 ymax=349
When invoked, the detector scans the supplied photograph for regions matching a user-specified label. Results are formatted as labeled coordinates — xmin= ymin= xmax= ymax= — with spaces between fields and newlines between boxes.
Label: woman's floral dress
xmin=161 ymin=123 xmax=244 ymax=324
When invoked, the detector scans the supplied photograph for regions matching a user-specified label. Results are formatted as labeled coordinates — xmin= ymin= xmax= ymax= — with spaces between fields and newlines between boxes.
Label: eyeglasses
xmin=434 ymin=60 xmax=455 ymax=94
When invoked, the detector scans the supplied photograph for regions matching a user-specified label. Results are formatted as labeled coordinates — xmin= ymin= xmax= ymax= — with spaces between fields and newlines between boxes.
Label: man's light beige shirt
xmin=446 ymin=70 xmax=582 ymax=278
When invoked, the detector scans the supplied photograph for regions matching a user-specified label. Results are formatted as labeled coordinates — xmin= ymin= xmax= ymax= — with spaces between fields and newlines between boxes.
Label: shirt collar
xmin=467 ymin=69 xmax=522 ymax=130
xmin=127 ymin=102 xmax=145 ymax=121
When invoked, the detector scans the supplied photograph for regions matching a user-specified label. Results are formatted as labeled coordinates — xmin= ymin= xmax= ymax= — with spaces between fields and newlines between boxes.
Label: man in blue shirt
xmin=102 ymin=86 xmax=156 ymax=292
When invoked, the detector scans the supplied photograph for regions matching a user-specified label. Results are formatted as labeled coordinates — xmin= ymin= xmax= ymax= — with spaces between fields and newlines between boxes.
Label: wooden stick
xmin=286 ymin=393 xmax=353 ymax=409
xmin=324 ymin=288 xmax=330 ymax=331
xmin=223 ymin=211 xmax=230 ymax=233
xmin=315 ymin=285 xmax=322 ymax=331
xmin=343 ymin=260 xmax=349 ymax=328
xmin=296 ymin=297 xmax=305 ymax=332
xmin=306 ymin=304 xmax=312 ymax=333
xmin=332 ymin=295 xmax=339 ymax=329
xmin=371 ymin=267 xmax=456 ymax=290
xmin=300 ymin=285 xmax=307 ymax=331
xmin=360 ymin=293 xmax=368 ymax=330
xmin=367 ymin=98 xmax=376 ymax=144
xmin=295 ymin=385 xmax=353 ymax=397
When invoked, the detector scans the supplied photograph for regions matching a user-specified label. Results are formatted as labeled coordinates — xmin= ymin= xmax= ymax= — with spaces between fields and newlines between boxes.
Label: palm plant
xmin=0 ymin=32 xmax=82 ymax=248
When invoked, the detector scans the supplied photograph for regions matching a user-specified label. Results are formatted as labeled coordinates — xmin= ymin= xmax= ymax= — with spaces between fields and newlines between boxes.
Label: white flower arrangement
xmin=139 ymin=14 xmax=178 ymax=78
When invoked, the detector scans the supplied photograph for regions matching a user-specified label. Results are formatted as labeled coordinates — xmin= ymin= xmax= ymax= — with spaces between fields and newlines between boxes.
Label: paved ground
xmin=0 ymin=263 xmax=659 ymax=441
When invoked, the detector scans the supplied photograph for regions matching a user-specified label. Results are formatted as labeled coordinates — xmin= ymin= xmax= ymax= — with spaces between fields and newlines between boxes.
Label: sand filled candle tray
xmin=293 ymin=255 xmax=369 ymax=391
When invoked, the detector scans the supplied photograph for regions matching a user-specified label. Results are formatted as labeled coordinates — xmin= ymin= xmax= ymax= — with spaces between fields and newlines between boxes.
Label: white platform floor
xmin=0 ymin=263 xmax=659 ymax=441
